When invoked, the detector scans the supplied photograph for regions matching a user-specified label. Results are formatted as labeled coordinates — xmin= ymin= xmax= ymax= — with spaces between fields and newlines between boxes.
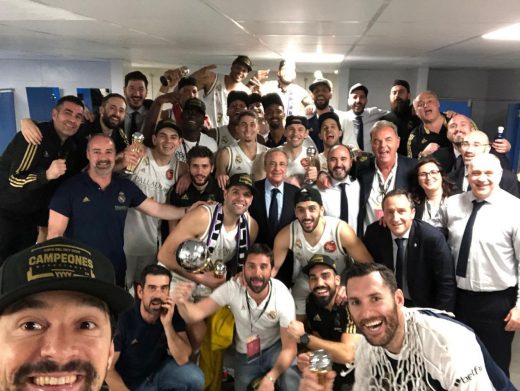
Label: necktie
xmin=395 ymin=238 xmax=406 ymax=289
xmin=456 ymin=200 xmax=486 ymax=277
xmin=268 ymin=188 xmax=280 ymax=228
xmin=355 ymin=115 xmax=364 ymax=150
xmin=339 ymin=183 xmax=349 ymax=224
xmin=452 ymin=155 xmax=463 ymax=173
xmin=130 ymin=111 xmax=138 ymax=135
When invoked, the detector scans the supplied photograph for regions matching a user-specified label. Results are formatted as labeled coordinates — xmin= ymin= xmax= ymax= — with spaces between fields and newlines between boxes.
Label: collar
xmin=265 ymin=179 xmax=284 ymax=195
xmin=391 ymin=226 xmax=411 ymax=241
xmin=332 ymin=175 xmax=353 ymax=187
xmin=127 ymin=105 xmax=146 ymax=115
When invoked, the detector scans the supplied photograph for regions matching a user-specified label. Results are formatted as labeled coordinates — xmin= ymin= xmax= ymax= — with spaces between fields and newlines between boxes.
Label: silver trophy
xmin=309 ymin=349 xmax=332 ymax=385
xmin=305 ymin=146 xmax=318 ymax=184
xmin=176 ymin=240 xmax=226 ymax=278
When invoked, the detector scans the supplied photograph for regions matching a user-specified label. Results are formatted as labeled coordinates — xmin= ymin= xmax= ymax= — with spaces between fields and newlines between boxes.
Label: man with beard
xmin=123 ymin=120 xmax=188 ymax=291
xmin=158 ymin=173 xmax=258 ymax=289
xmin=433 ymin=113 xmax=512 ymax=173
xmin=0 ymin=236 xmax=134 ymax=391
xmin=106 ymin=264 xmax=204 ymax=390
xmin=449 ymin=130 xmax=518 ymax=196
xmin=123 ymin=71 xmax=153 ymax=138
xmin=173 ymin=98 xmax=218 ymax=163
xmin=173 ymin=244 xmax=300 ymax=391
xmin=307 ymin=78 xmax=355 ymax=152
xmin=47 ymin=134 xmax=190 ymax=287
xmin=169 ymin=146 xmax=223 ymax=230
xmin=316 ymin=112 xmax=343 ymax=170
xmin=287 ymin=254 xmax=359 ymax=391
xmin=317 ymin=144 xmax=361 ymax=235
xmin=408 ymin=90 xmax=451 ymax=159
xmin=0 ymin=96 xmax=84 ymax=261
xmin=382 ymin=80 xmax=421 ymax=156
xmin=262 ymin=92 xmax=287 ymax=148
xmin=216 ymin=110 xmax=269 ymax=188
xmin=342 ymin=83 xmax=388 ymax=153
xmin=298 ymin=262 xmax=514 ymax=390
xmin=209 ymin=90 xmax=249 ymax=148
xmin=363 ymin=189 xmax=456 ymax=311
xmin=260 ymin=59 xmax=313 ymax=117
xmin=272 ymin=187 xmax=372 ymax=318
xmin=192 ymin=55 xmax=252 ymax=128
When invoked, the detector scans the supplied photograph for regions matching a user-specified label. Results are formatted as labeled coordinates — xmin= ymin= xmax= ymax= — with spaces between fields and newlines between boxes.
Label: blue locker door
xmin=439 ymin=99 xmax=472 ymax=117
xmin=0 ymin=89 xmax=17 ymax=155
xmin=26 ymin=87 xmax=61 ymax=122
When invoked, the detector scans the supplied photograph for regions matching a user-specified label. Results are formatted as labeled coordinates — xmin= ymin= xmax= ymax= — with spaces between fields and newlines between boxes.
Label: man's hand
xmin=216 ymin=174 xmax=229 ymax=190
xmin=254 ymin=69 xmax=270 ymax=83
xmin=83 ymin=110 xmax=96 ymax=123
xmin=198 ymin=271 xmax=226 ymax=289
xmin=297 ymin=352 xmax=311 ymax=372
xmin=305 ymin=166 xmax=318 ymax=183
xmin=175 ymin=172 xmax=192 ymax=195
xmin=287 ymin=320 xmax=306 ymax=341
xmin=157 ymin=91 xmax=182 ymax=105
xmin=444 ymin=110 xmax=457 ymax=119
xmin=160 ymin=295 xmax=175 ymax=327
xmin=257 ymin=376 xmax=275 ymax=391
xmin=504 ymin=306 xmax=520 ymax=331
xmin=316 ymin=172 xmax=332 ymax=190
xmin=172 ymin=282 xmax=195 ymax=305
xmin=492 ymin=138 xmax=511 ymax=154
xmin=191 ymin=64 xmax=217 ymax=86
xmin=299 ymin=367 xmax=335 ymax=391
xmin=46 ymin=159 xmax=67 ymax=180
xmin=121 ymin=145 xmax=143 ymax=169
xmin=419 ymin=142 xmax=440 ymax=158
xmin=247 ymin=76 xmax=262 ymax=94
xmin=20 ymin=118 xmax=43 ymax=145
xmin=333 ymin=286 xmax=347 ymax=306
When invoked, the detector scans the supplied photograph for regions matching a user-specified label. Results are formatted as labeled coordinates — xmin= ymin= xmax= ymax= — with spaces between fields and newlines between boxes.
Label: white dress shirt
xmin=444 ymin=189 xmax=520 ymax=305
xmin=341 ymin=107 xmax=389 ymax=152
xmin=265 ymin=180 xmax=284 ymax=221
xmin=318 ymin=176 xmax=360 ymax=228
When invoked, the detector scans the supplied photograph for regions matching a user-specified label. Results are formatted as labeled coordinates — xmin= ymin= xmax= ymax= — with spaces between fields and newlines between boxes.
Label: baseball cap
xmin=294 ymin=187 xmax=322 ymax=206
xmin=285 ymin=115 xmax=308 ymax=129
xmin=0 ymin=237 xmax=134 ymax=314
xmin=349 ymin=83 xmax=369 ymax=96
xmin=392 ymin=79 xmax=410 ymax=92
xmin=302 ymin=254 xmax=338 ymax=275
xmin=232 ymin=55 xmax=253 ymax=72
xmin=226 ymin=173 xmax=254 ymax=193
xmin=309 ymin=78 xmax=333 ymax=92
xmin=183 ymin=97 xmax=206 ymax=114
xmin=318 ymin=112 xmax=341 ymax=130
xmin=154 ymin=119 xmax=182 ymax=136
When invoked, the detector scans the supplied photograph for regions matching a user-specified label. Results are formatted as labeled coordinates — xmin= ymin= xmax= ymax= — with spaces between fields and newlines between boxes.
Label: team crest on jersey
xmin=295 ymin=239 xmax=302 ymax=249
xmin=166 ymin=169 xmax=174 ymax=180
xmin=181 ymin=194 xmax=189 ymax=200
xmin=313 ymin=314 xmax=322 ymax=322
xmin=324 ymin=241 xmax=337 ymax=253
xmin=118 ymin=192 xmax=126 ymax=204
xmin=235 ymin=155 xmax=242 ymax=164
xmin=266 ymin=310 xmax=277 ymax=320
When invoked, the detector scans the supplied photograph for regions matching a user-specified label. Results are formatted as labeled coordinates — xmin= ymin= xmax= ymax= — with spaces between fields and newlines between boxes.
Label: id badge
xmin=375 ymin=208 xmax=384 ymax=220
xmin=246 ymin=334 xmax=261 ymax=363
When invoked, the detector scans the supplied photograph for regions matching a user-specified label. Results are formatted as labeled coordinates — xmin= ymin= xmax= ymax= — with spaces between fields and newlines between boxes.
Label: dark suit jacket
xmin=357 ymin=154 xmax=417 ymax=232
xmin=448 ymin=164 xmax=519 ymax=198
xmin=363 ymin=219 xmax=456 ymax=312
xmin=249 ymin=179 xmax=299 ymax=286
xmin=433 ymin=146 xmax=512 ymax=173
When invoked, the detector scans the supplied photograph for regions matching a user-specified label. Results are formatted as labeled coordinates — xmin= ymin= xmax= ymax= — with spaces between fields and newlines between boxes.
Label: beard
xmin=143 ymin=298 xmax=163 ymax=316
xmin=391 ymin=99 xmax=410 ymax=116
xmin=312 ymin=285 xmax=337 ymax=308
xmin=356 ymin=301 xmax=399 ymax=348
xmin=246 ymin=276 xmax=269 ymax=294
xmin=13 ymin=359 xmax=99 ymax=391
xmin=315 ymin=99 xmax=330 ymax=111
xmin=101 ymin=114 xmax=122 ymax=130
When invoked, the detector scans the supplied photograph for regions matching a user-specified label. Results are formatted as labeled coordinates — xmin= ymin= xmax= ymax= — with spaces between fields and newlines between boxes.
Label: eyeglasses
xmin=418 ymin=170 xmax=440 ymax=178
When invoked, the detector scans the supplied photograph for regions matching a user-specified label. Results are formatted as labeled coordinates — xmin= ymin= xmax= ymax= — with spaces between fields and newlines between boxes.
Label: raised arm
xmin=271 ymin=225 xmax=291 ymax=277
xmin=339 ymin=221 xmax=373 ymax=263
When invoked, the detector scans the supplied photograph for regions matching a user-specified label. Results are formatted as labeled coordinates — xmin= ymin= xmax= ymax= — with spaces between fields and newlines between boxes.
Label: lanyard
xmin=376 ymin=171 xmax=394 ymax=202
xmin=246 ymin=280 xmax=272 ymax=332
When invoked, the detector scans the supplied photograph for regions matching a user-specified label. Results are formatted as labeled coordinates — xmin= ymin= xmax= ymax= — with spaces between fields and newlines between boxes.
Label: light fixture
xmin=333 ymin=70 xmax=339 ymax=74
xmin=482 ymin=23 xmax=520 ymax=40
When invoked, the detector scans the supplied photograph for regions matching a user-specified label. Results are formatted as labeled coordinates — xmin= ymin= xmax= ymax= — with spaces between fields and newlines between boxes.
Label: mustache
xmin=14 ymin=359 xmax=97 ymax=385
xmin=150 ymin=298 xmax=163 ymax=305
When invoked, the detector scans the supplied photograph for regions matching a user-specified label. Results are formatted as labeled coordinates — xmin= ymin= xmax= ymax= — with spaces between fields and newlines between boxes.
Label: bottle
xmin=309 ymin=349 xmax=332 ymax=385
xmin=495 ymin=126 xmax=505 ymax=140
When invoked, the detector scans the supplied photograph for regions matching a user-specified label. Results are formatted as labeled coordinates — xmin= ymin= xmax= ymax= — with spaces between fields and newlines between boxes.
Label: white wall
xmin=0 ymin=59 xmax=113 ymax=128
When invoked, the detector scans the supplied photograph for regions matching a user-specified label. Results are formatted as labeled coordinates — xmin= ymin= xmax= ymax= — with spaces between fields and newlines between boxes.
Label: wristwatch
xmin=299 ymin=333 xmax=310 ymax=346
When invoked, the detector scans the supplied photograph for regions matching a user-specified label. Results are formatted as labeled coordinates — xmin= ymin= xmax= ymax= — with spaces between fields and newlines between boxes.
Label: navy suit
xmin=356 ymin=154 xmax=417 ymax=233
xmin=363 ymin=219 xmax=456 ymax=312
xmin=249 ymin=179 xmax=299 ymax=287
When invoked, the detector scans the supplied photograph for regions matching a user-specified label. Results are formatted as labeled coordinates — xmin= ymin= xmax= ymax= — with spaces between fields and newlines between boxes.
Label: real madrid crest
xmin=118 ymin=192 xmax=126 ymax=204
xmin=166 ymin=169 xmax=174 ymax=180
xmin=235 ymin=155 xmax=242 ymax=164
xmin=324 ymin=241 xmax=337 ymax=253
xmin=266 ymin=310 xmax=277 ymax=320
xmin=295 ymin=239 xmax=302 ymax=249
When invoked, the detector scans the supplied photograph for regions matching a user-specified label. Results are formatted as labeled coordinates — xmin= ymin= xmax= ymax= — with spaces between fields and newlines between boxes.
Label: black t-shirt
xmin=169 ymin=176 xmax=223 ymax=207
xmin=306 ymin=294 xmax=356 ymax=387
xmin=114 ymin=300 xmax=187 ymax=389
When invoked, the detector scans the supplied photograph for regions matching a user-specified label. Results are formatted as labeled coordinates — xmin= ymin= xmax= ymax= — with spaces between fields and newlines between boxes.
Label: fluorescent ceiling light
xmin=482 ymin=23 xmax=520 ymax=40
xmin=284 ymin=53 xmax=344 ymax=63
